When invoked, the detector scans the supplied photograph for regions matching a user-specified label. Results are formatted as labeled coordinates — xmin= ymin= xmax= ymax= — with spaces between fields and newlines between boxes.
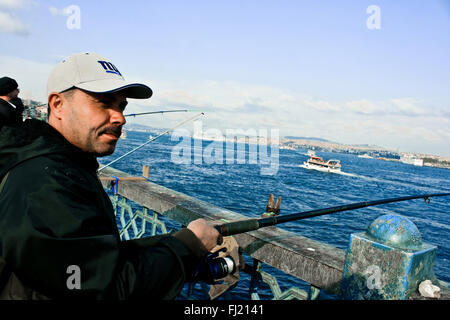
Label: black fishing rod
xmin=124 ymin=109 xmax=195 ymax=117
xmin=215 ymin=193 xmax=450 ymax=236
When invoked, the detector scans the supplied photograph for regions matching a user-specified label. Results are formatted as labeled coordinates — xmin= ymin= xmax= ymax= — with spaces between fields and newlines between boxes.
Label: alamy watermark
xmin=49 ymin=4 xmax=81 ymax=30
xmin=365 ymin=265 xmax=382 ymax=290
xmin=170 ymin=120 xmax=279 ymax=176
xmin=366 ymin=5 xmax=381 ymax=30
xmin=66 ymin=265 xmax=81 ymax=290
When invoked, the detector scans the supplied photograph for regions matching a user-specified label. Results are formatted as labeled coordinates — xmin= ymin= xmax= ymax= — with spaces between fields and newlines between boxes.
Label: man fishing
xmin=0 ymin=52 xmax=221 ymax=299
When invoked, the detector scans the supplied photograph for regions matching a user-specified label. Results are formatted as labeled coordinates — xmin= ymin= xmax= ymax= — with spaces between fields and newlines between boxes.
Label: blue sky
xmin=1 ymin=0 xmax=449 ymax=156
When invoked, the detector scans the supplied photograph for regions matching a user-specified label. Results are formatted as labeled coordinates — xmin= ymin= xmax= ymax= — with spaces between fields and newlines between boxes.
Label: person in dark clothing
xmin=0 ymin=53 xmax=221 ymax=299
xmin=0 ymin=77 xmax=24 ymax=130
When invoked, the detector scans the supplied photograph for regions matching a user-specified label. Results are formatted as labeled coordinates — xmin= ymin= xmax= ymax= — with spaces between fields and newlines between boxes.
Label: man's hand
xmin=187 ymin=219 xmax=223 ymax=251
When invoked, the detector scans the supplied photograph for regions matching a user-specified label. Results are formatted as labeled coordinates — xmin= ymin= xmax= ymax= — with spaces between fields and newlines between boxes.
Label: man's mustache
xmin=99 ymin=126 xmax=122 ymax=137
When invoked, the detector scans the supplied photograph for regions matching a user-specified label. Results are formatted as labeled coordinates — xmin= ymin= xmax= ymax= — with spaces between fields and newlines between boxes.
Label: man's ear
xmin=48 ymin=92 xmax=64 ymax=120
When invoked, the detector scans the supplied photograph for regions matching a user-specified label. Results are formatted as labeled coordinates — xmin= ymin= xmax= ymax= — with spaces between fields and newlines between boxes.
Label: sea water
xmin=102 ymin=131 xmax=450 ymax=299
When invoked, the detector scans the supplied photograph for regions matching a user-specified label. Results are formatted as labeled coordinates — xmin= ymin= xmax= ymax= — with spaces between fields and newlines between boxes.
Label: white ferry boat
xmin=400 ymin=155 xmax=424 ymax=166
xmin=303 ymin=155 xmax=342 ymax=173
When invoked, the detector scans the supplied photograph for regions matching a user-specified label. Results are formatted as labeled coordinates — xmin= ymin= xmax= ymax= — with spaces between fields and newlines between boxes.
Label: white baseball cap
xmin=47 ymin=52 xmax=152 ymax=99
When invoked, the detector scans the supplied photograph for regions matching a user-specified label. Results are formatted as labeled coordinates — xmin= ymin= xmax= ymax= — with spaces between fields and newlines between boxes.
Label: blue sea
xmin=102 ymin=130 xmax=450 ymax=299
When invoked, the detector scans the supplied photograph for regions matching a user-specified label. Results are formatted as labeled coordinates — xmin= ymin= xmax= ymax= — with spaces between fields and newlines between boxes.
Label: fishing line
xmin=124 ymin=109 xmax=201 ymax=117
xmin=98 ymin=112 xmax=204 ymax=172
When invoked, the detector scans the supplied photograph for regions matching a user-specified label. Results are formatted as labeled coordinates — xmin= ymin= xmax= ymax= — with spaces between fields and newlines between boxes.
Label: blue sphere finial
xmin=366 ymin=214 xmax=423 ymax=250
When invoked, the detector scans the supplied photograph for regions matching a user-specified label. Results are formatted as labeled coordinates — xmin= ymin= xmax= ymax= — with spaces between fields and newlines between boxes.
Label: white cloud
xmin=0 ymin=0 xmax=33 ymax=10
xmin=346 ymin=99 xmax=379 ymax=114
xmin=0 ymin=10 xmax=28 ymax=35
xmin=123 ymin=78 xmax=449 ymax=156
xmin=389 ymin=98 xmax=427 ymax=116
xmin=308 ymin=100 xmax=341 ymax=112
xmin=0 ymin=0 xmax=35 ymax=35
xmin=344 ymin=97 xmax=447 ymax=119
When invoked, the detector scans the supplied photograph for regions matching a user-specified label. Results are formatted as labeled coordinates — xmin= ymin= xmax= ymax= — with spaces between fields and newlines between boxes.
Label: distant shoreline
xmin=124 ymin=126 xmax=450 ymax=170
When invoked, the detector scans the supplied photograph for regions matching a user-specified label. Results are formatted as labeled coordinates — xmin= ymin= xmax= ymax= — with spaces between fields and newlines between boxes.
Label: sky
xmin=1 ymin=0 xmax=449 ymax=157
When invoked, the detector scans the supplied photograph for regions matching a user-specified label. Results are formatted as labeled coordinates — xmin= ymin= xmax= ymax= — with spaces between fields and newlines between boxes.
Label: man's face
xmin=10 ymin=88 xmax=19 ymax=99
xmin=55 ymin=88 xmax=128 ymax=156
xmin=3 ymin=88 xmax=19 ymax=101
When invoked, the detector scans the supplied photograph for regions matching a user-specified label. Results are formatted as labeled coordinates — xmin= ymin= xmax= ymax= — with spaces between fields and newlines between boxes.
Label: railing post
xmin=142 ymin=165 xmax=150 ymax=180
xmin=249 ymin=259 xmax=263 ymax=300
xmin=340 ymin=214 xmax=437 ymax=300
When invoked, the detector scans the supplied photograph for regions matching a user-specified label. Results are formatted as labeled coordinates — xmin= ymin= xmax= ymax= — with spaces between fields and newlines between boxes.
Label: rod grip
xmin=215 ymin=219 xmax=260 ymax=236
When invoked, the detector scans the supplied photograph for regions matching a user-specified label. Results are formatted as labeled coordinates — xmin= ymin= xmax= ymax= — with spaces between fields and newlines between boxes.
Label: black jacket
xmin=0 ymin=119 xmax=207 ymax=299
xmin=0 ymin=98 xmax=23 ymax=130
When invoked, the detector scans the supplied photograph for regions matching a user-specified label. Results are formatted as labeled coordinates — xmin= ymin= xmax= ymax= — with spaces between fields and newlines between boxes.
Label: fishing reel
xmin=191 ymin=247 xmax=237 ymax=284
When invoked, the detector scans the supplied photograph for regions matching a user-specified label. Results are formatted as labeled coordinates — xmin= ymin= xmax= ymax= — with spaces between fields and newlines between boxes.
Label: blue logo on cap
xmin=97 ymin=60 xmax=122 ymax=76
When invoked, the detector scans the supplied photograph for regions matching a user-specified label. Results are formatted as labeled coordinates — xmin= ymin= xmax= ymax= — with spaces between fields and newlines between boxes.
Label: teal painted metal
xmin=109 ymin=193 xmax=311 ymax=300
xmin=255 ymin=269 xmax=309 ymax=300
xmin=109 ymin=194 xmax=170 ymax=239
xmin=248 ymin=258 xmax=313 ymax=300
xmin=366 ymin=214 xmax=423 ymax=250
xmin=308 ymin=285 xmax=321 ymax=300
xmin=340 ymin=214 xmax=437 ymax=300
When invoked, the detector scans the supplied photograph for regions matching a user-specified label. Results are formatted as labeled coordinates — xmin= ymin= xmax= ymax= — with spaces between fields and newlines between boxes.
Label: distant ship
xmin=302 ymin=155 xmax=342 ymax=173
xmin=120 ymin=129 xmax=127 ymax=139
xmin=400 ymin=155 xmax=424 ymax=166
xmin=358 ymin=154 xmax=373 ymax=159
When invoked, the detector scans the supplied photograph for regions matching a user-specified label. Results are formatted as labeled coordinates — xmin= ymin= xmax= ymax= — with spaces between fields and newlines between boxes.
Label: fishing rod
xmin=192 ymin=192 xmax=450 ymax=284
xmin=215 ymin=193 xmax=450 ymax=236
xmin=97 ymin=112 xmax=205 ymax=172
xmin=124 ymin=109 xmax=196 ymax=117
